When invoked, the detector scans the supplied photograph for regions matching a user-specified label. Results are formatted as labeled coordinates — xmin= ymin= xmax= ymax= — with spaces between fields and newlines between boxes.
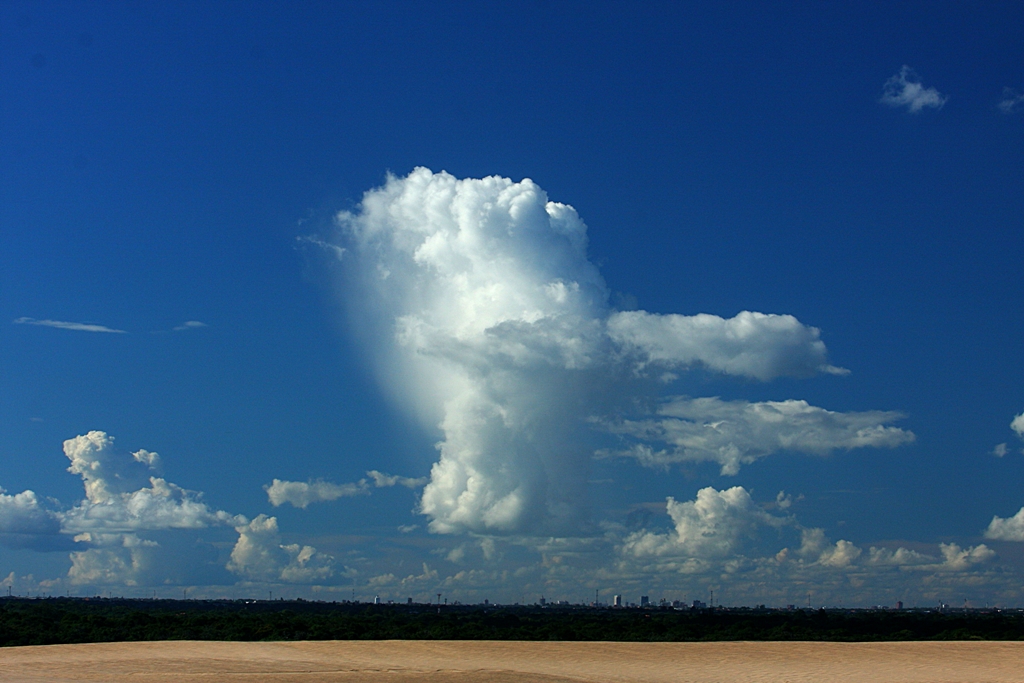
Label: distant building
xmin=407 ymin=597 xmax=413 ymax=605
xmin=692 ymin=600 xmax=707 ymax=609
xmin=373 ymin=595 xmax=381 ymax=605
xmin=640 ymin=595 xmax=649 ymax=607
xmin=613 ymin=595 xmax=622 ymax=607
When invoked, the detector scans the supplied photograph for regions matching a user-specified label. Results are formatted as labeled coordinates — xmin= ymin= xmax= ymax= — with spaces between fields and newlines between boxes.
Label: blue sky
xmin=2 ymin=1 xmax=1022 ymax=606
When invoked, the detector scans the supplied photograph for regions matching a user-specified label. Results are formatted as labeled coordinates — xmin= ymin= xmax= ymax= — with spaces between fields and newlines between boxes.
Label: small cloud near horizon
xmin=13 ymin=317 xmax=126 ymax=334
xmin=173 ymin=321 xmax=208 ymax=331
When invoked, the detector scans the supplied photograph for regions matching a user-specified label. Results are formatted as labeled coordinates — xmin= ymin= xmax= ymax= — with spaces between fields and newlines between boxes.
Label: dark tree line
xmin=3 ymin=598 xmax=1024 ymax=647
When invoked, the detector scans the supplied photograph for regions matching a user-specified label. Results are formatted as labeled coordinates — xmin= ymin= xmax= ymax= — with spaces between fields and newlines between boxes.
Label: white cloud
xmin=64 ymin=431 xmax=159 ymax=504
xmin=984 ymin=507 xmax=1024 ymax=541
xmin=0 ymin=489 xmax=63 ymax=549
xmin=368 ymin=572 xmax=397 ymax=587
xmin=338 ymin=169 xmax=612 ymax=535
xmin=68 ymin=535 xmax=159 ymax=586
xmin=366 ymin=470 xmax=428 ymax=489
xmin=365 ymin=563 xmax=443 ymax=598
xmin=3 ymin=431 xmax=348 ymax=590
xmin=13 ymin=317 xmax=126 ymax=333
xmin=621 ymin=486 xmax=791 ymax=560
xmin=1011 ymin=412 xmax=1024 ymax=440
xmin=172 ymin=320 xmax=207 ymax=331
xmin=987 ymin=413 xmax=1024 ymax=528
xmin=68 ymin=548 xmax=136 ymax=586
xmin=446 ymin=545 xmax=467 ymax=563
xmin=866 ymin=545 xmax=931 ymax=566
xmin=61 ymin=432 xmax=242 ymax=533
xmin=264 ymin=478 xmax=368 ymax=508
xmin=335 ymin=169 xmax=908 ymax=535
xmin=819 ymin=539 xmax=862 ymax=568
xmin=795 ymin=528 xmax=861 ymax=567
xmin=607 ymin=310 xmax=846 ymax=380
xmin=602 ymin=396 xmax=914 ymax=475
xmin=623 ymin=504 xmax=996 ymax=586
xmin=0 ymin=431 xmax=249 ymax=587
xmin=790 ymin=530 xmax=992 ymax=573
xmin=998 ymin=87 xmax=1024 ymax=114
xmin=62 ymin=476 xmax=243 ymax=533
xmin=938 ymin=542 xmax=995 ymax=571
xmin=227 ymin=514 xmax=334 ymax=583
xmin=880 ymin=66 xmax=948 ymax=113
xmin=0 ymin=489 xmax=61 ymax=535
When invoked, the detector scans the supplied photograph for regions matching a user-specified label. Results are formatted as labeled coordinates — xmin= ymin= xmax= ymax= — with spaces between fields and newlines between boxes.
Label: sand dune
xmin=1 ymin=640 xmax=1022 ymax=683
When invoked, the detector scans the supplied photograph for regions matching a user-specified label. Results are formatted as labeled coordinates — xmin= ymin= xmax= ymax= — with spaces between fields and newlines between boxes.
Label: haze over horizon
xmin=2 ymin=1 xmax=1023 ymax=608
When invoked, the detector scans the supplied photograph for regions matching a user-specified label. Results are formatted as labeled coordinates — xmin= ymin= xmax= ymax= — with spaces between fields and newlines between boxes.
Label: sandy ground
xmin=1 ymin=640 xmax=1022 ymax=683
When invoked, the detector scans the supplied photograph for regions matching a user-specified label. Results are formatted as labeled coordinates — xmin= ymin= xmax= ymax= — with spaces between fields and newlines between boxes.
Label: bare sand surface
xmin=1 ymin=640 xmax=1022 ymax=683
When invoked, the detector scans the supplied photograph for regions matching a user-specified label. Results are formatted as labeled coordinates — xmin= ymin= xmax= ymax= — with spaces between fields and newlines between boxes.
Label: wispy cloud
xmin=599 ymin=396 xmax=914 ymax=476
xmin=264 ymin=472 xmax=426 ymax=509
xmin=367 ymin=470 xmax=428 ymax=489
xmin=265 ymin=478 xmax=369 ymax=508
xmin=880 ymin=66 xmax=948 ymax=113
xmin=998 ymin=87 xmax=1024 ymax=114
xmin=297 ymin=235 xmax=346 ymax=261
xmin=13 ymin=317 xmax=126 ymax=333
xmin=173 ymin=320 xmax=207 ymax=331
xmin=607 ymin=310 xmax=848 ymax=380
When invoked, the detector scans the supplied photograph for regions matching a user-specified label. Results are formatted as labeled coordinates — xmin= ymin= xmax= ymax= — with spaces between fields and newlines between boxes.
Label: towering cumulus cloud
xmin=339 ymin=170 xmax=611 ymax=535
xmin=335 ymin=169 xmax=912 ymax=535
